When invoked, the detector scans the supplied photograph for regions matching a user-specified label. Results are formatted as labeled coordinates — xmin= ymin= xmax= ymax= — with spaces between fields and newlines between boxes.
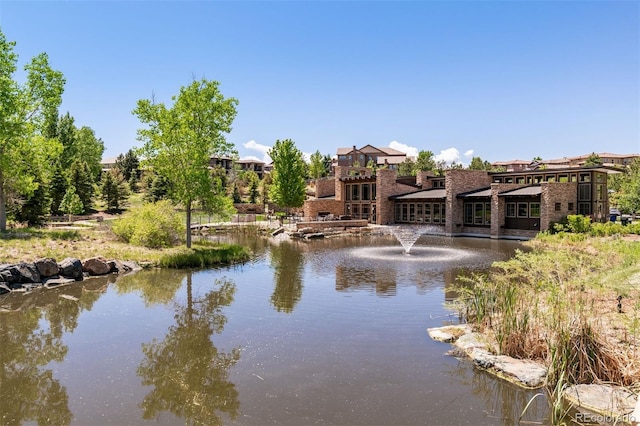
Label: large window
xmin=352 ymin=185 xmax=360 ymax=201
xmin=506 ymin=203 xmax=516 ymax=218
xmin=395 ymin=202 xmax=445 ymax=224
xmin=517 ymin=203 xmax=529 ymax=218
xmin=529 ymin=203 xmax=540 ymax=218
xmin=464 ymin=202 xmax=491 ymax=226
xmin=578 ymin=184 xmax=591 ymax=201
xmin=362 ymin=184 xmax=370 ymax=201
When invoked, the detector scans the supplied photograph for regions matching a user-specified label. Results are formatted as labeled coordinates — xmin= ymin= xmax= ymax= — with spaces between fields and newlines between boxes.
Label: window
xmin=517 ymin=203 xmax=529 ymax=218
xmin=362 ymin=204 xmax=370 ymax=219
xmin=596 ymin=184 xmax=603 ymax=201
xmin=578 ymin=203 xmax=591 ymax=215
xmin=484 ymin=203 xmax=491 ymax=225
xmin=371 ymin=184 xmax=377 ymax=201
xmin=579 ymin=173 xmax=591 ymax=182
xmin=578 ymin=184 xmax=591 ymax=201
xmin=464 ymin=203 xmax=473 ymax=224
xmin=441 ymin=203 xmax=446 ymax=224
xmin=416 ymin=203 xmax=423 ymax=222
xmin=345 ymin=184 xmax=351 ymax=201
xmin=409 ymin=203 xmax=415 ymax=222
xmin=352 ymin=204 xmax=360 ymax=219
xmin=534 ymin=176 xmax=543 ymax=184
xmin=555 ymin=202 xmax=561 ymax=211
xmin=530 ymin=203 xmax=541 ymax=218
xmin=474 ymin=203 xmax=484 ymax=225
xmin=433 ymin=203 xmax=441 ymax=223
xmin=505 ymin=177 xmax=514 ymax=183
xmin=506 ymin=203 xmax=516 ymax=217
xmin=568 ymin=202 xmax=574 ymax=211
xmin=516 ymin=177 xmax=525 ymax=184
xmin=494 ymin=177 xmax=504 ymax=183
xmin=424 ymin=203 xmax=431 ymax=223
xmin=395 ymin=203 xmax=401 ymax=221
xmin=352 ymin=184 xmax=360 ymax=201
xmin=362 ymin=184 xmax=370 ymax=201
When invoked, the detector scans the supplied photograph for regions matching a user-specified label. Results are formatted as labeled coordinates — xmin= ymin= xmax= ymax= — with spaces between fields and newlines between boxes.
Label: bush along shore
xmin=429 ymin=232 xmax=640 ymax=424
xmin=0 ymin=256 xmax=141 ymax=294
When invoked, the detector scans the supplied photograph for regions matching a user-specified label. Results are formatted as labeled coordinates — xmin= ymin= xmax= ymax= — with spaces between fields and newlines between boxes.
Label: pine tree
xmin=100 ymin=169 xmax=129 ymax=212
xmin=69 ymin=159 xmax=94 ymax=212
xmin=59 ymin=186 xmax=83 ymax=221
xmin=48 ymin=163 xmax=68 ymax=215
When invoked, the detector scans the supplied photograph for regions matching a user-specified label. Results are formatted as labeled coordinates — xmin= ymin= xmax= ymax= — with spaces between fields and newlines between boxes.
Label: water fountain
xmin=387 ymin=224 xmax=432 ymax=254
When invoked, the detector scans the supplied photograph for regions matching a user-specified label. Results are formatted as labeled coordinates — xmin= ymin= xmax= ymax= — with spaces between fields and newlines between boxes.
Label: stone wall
xmin=315 ymin=177 xmax=336 ymax=199
xmin=541 ymin=182 xmax=577 ymax=231
xmin=445 ymin=170 xmax=493 ymax=235
xmin=295 ymin=219 xmax=368 ymax=231
xmin=303 ymin=198 xmax=344 ymax=220
xmin=233 ymin=203 xmax=265 ymax=214
xmin=489 ymin=183 xmax=529 ymax=238
xmin=375 ymin=169 xmax=421 ymax=225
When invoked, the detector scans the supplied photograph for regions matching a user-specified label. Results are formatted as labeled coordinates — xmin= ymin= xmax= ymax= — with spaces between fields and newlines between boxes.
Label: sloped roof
xmin=377 ymin=156 xmax=406 ymax=165
xmin=499 ymin=186 xmax=542 ymax=196
xmin=390 ymin=188 xmax=446 ymax=200
xmin=457 ymin=187 xmax=492 ymax=198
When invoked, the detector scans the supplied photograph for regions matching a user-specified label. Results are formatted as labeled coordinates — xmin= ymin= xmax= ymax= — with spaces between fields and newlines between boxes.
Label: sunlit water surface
xmin=0 ymin=233 xmax=552 ymax=425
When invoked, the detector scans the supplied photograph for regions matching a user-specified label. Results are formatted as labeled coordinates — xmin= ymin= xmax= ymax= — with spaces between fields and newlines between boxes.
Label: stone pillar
xmin=376 ymin=168 xmax=398 ymax=225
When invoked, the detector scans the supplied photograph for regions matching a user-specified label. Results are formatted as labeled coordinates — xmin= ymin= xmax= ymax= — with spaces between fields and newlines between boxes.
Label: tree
xmin=584 ymin=152 xmax=603 ymax=167
xmin=268 ymin=139 xmax=306 ymax=214
xmin=231 ymin=181 xmax=242 ymax=203
xmin=468 ymin=156 xmax=493 ymax=171
xmin=243 ymin=170 xmax=260 ymax=204
xmin=74 ymin=126 xmax=105 ymax=181
xmin=0 ymin=30 xmax=65 ymax=231
xmin=115 ymin=148 xmax=140 ymax=182
xmin=398 ymin=157 xmax=416 ymax=176
xmin=59 ymin=186 xmax=83 ymax=221
xmin=48 ymin=162 xmax=68 ymax=215
xmin=415 ymin=150 xmax=436 ymax=172
xmin=100 ymin=168 xmax=129 ymax=212
xmin=68 ymin=159 xmax=94 ymax=212
xmin=133 ymin=78 xmax=238 ymax=248
xmin=609 ymin=158 xmax=640 ymax=214
xmin=308 ymin=150 xmax=326 ymax=179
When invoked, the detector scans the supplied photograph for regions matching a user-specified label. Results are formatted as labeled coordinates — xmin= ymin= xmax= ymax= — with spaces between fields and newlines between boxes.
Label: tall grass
xmin=158 ymin=243 xmax=250 ymax=268
xmin=455 ymin=233 xmax=640 ymax=392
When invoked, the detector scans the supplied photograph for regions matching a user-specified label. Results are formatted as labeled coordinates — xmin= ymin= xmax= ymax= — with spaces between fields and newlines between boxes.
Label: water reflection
xmin=137 ymin=273 xmax=240 ymax=425
xmin=0 ymin=277 xmax=111 ymax=426
xmin=269 ymin=239 xmax=304 ymax=313
xmin=445 ymin=359 xmax=550 ymax=424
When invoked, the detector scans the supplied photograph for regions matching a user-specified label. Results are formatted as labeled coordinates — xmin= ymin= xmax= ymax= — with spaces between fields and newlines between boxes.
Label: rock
xmin=471 ymin=349 xmax=547 ymax=388
xmin=304 ymin=233 xmax=325 ymax=240
xmin=427 ymin=324 xmax=472 ymax=343
xmin=564 ymin=384 xmax=636 ymax=421
xmin=0 ymin=264 xmax=20 ymax=283
xmin=82 ymin=256 xmax=111 ymax=276
xmin=58 ymin=258 xmax=83 ymax=281
xmin=454 ymin=332 xmax=490 ymax=355
xmin=0 ymin=282 xmax=10 ymax=294
xmin=34 ymin=258 xmax=59 ymax=278
xmin=271 ymin=227 xmax=284 ymax=237
xmin=16 ymin=262 xmax=41 ymax=283
xmin=43 ymin=276 xmax=76 ymax=288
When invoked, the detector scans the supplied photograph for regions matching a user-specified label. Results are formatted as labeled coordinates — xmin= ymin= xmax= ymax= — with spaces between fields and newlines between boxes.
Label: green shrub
xmin=589 ymin=221 xmax=626 ymax=237
xmin=158 ymin=243 xmax=249 ymax=268
xmin=111 ymin=200 xmax=185 ymax=248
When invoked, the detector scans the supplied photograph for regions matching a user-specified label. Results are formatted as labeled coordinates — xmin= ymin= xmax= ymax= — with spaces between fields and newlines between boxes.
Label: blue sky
xmin=2 ymin=0 xmax=638 ymax=165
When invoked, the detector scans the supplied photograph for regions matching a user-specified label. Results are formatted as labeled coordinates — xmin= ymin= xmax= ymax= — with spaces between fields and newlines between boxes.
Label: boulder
xmin=0 ymin=264 xmax=20 ymax=283
xmin=564 ymin=384 xmax=636 ymax=421
xmin=82 ymin=257 xmax=110 ymax=276
xmin=427 ymin=324 xmax=472 ymax=343
xmin=34 ymin=258 xmax=59 ymax=278
xmin=58 ymin=258 xmax=83 ymax=281
xmin=471 ymin=349 xmax=547 ymax=388
xmin=16 ymin=262 xmax=41 ymax=283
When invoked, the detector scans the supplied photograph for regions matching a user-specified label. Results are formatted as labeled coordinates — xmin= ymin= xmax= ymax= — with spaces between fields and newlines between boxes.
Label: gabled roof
xmin=379 ymin=147 xmax=406 ymax=156
xmin=336 ymin=145 xmax=407 ymax=156
xmin=377 ymin=156 xmax=406 ymax=165
xmin=390 ymin=188 xmax=446 ymax=200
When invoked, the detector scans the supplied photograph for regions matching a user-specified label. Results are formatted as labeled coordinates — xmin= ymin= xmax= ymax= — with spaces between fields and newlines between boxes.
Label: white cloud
xmin=463 ymin=149 xmax=474 ymax=158
xmin=434 ymin=147 xmax=462 ymax=165
xmin=239 ymin=155 xmax=263 ymax=162
xmin=243 ymin=140 xmax=272 ymax=163
xmin=389 ymin=141 xmax=419 ymax=158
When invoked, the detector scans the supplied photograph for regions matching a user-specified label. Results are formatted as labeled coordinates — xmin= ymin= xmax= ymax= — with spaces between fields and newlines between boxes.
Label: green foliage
xmin=415 ymin=150 xmax=436 ymax=172
xmin=69 ymin=159 xmax=94 ymax=212
xmin=231 ymin=181 xmax=242 ymax=203
xmin=397 ymin=157 xmax=415 ymax=176
xmin=268 ymin=139 xmax=306 ymax=211
xmin=468 ymin=156 xmax=493 ymax=171
xmin=100 ymin=168 xmax=129 ymax=212
xmin=247 ymin=176 xmax=260 ymax=204
xmin=12 ymin=180 xmax=51 ymax=226
xmin=115 ymin=148 xmax=140 ymax=182
xmin=308 ymin=150 xmax=326 ymax=179
xmin=59 ymin=186 xmax=84 ymax=219
xmin=0 ymin=29 xmax=65 ymax=231
xmin=53 ymin=113 xmax=104 ymax=181
xmin=610 ymin=158 xmax=640 ymax=214
xmin=48 ymin=162 xmax=68 ymax=215
xmin=584 ymin=152 xmax=603 ymax=167
xmin=133 ymin=78 xmax=238 ymax=248
xmin=111 ymin=200 xmax=185 ymax=248
xmin=157 ymin=243 xmax=249 ymax=268
xmin=143 ymin=172 xmax=170 ymax=203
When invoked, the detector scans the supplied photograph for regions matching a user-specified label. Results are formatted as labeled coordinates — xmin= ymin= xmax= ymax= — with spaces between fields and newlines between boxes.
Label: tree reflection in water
xmin=137 ymin=273 xmax=240 ymax=425
xmin=269 ymin=239 xmax=305 ymax=313
xmin=0 ymin=278 xmax=108 ymax=426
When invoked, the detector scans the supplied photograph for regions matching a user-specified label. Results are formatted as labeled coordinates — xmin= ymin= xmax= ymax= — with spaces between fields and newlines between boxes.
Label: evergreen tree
xmin=232 ymin=181 xmax=242 ymax=203
xmin=415 ymin=150 xmax=436 ymax=172
xmin=115 ymin=149 xmax=140 ymax=182
xmin=48 ymin=162 xmax=68 ymax=215
xmin=100 ymin=169 xmax=129 ymax=212
xmin=13 ymin=181 xmax=51 ymax=226
xmin=59 ymin=186 xmax=83 ymax=221
xmin=248 ymin=178 xmax=259 ymax=204
xmin=144 ymin=173 xmax=170 ymax=203
xmin=398 ymin=158 xmax=416 ymax=176
xmin=69 ymin=159 xmax=94 ymax=212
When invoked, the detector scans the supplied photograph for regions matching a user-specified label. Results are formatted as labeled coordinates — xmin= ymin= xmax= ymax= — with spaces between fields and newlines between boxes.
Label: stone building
xmin=303 ymin=165 xmax=620 ymax=239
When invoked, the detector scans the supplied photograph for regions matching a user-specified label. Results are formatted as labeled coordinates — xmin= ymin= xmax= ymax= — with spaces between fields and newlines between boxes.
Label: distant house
xmin=336 ymin=145 xmax=408 ymax=170
xmin=492 ymin=152 xmax=639 ymax=172
xmin=100 ymin=157 xmax=119 ymax=172
xmin=209 ymin=156 xmax=268 ymax=179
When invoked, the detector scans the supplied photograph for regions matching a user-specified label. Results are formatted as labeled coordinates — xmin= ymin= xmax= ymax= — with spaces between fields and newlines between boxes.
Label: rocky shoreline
xmin=428 ymin=324 xmax=640 ymax=425
xmin=0 ymin=256 xmax=141 ymax=294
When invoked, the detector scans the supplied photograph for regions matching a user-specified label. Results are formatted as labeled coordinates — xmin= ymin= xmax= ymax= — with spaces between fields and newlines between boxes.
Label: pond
xmin=0 ymin=233 xmax=551 ymax=425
